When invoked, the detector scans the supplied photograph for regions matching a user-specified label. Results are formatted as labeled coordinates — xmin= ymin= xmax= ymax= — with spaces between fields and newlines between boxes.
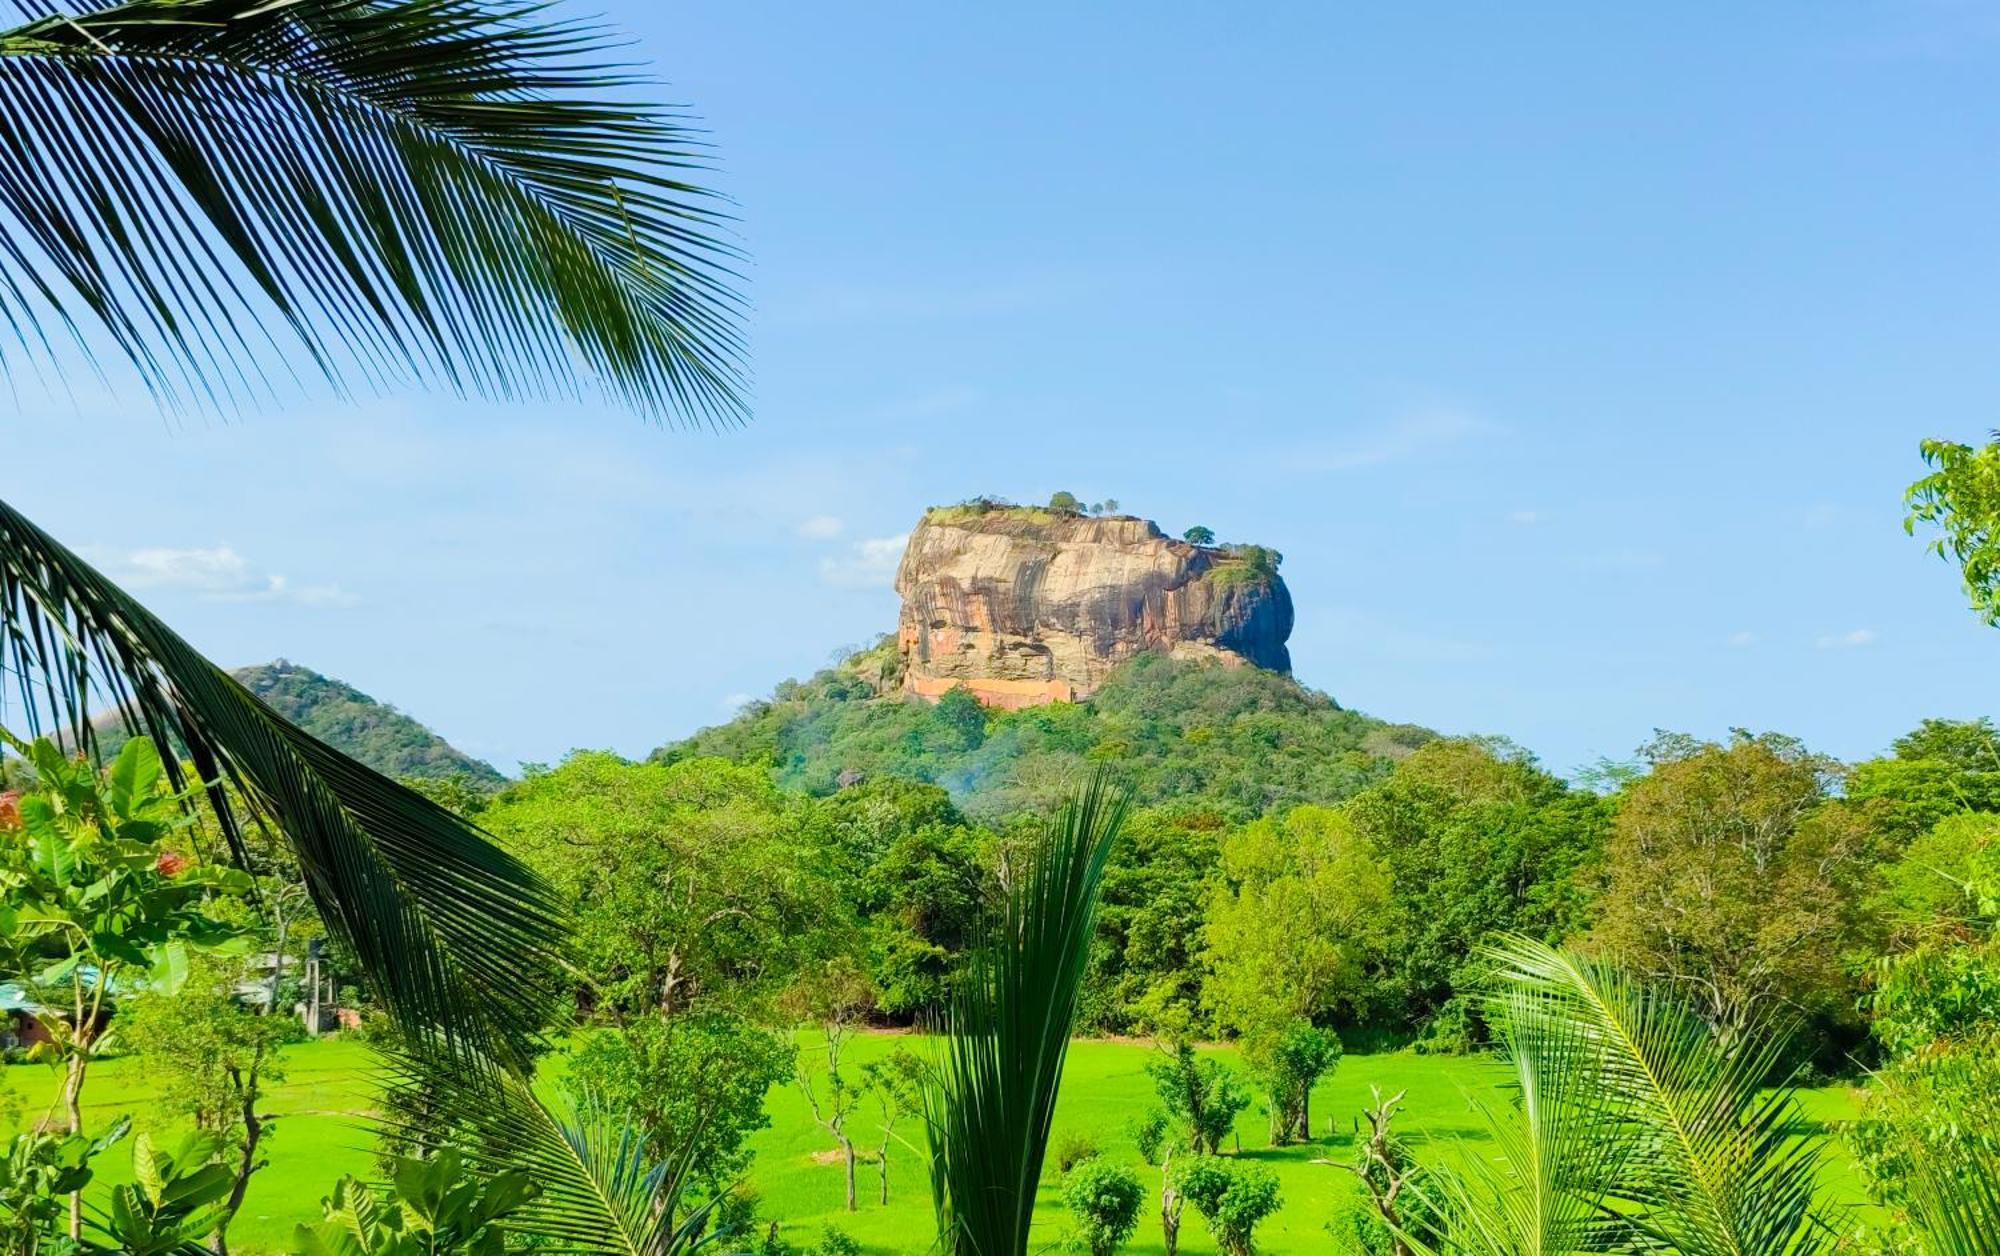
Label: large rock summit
xmin=893 ymin=502 xmax=1293 ymax=708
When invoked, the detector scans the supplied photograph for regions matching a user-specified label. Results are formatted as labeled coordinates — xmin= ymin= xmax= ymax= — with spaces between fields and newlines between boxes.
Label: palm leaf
xmin=378 ymin=1048 xmax=722 ymax=1256
xmin=0 ymin=0 xmax=744 ymax=421
xmin=0 ymin=496 xmax=564 ymax=1072
xmin=1479 ymin=937 xmax=1834 ymax=1256
xmin=1401 ymin=972 xmax=1634 ymax=1256
xmin=924 ymin=770 xmax=1129 ymax=1256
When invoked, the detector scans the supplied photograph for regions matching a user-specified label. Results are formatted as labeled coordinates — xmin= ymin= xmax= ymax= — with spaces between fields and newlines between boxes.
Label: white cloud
xmin=86 ymin=545 xmax=355 ymax=607
xmin=797 ymin=515 xmax=845 ymax=541
xmin=719 ymin=692 xmax=754 ymax=713
xmin=1296 ymin=407 xmax=1495 ymax=473
xmin=1728 ymin=631 xmax=1758 ymax=648
xmin=819 ymin=535 xmax=908 ymax=590
xmin=1816 ymin=628 xmax=1879 ymax=650
xmin=1507 ymin=509 xmax=1541 ymax=526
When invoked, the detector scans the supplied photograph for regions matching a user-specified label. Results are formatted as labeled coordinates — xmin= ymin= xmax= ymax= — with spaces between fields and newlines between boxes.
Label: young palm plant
xmin=0 ymin=0 xmax=746 ymax=1068
xmin=1404 ymin=936 xmax=1838 ymax=1256
xmin=925 ymin=772 xmax=1130 ymax=1256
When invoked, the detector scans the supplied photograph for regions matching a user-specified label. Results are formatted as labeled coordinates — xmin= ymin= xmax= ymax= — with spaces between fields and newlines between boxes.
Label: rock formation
xmin=893 ymin=505 xmax=1292 ymax=708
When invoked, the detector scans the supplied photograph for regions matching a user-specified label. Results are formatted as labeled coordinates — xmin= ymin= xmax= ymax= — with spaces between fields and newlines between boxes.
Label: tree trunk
xmin=877 ymin=1144 xmax=890 ymax=1205
xmin=841 ymin=1135 xmax=857 ymax=1211
xmin=265 ymin=914 xmax=289 ymax=1015
xmin=62 ymin=1032 xmax=87 ymax=1240
xmin=213 ymin=1061 xmax=264 ymax=1256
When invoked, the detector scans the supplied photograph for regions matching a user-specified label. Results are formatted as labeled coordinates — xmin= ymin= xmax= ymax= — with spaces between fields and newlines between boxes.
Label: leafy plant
xmin=294 ymin=1151 xmax=535 ymax=1256
xmin=1061 ymin=1159 xmax=1144 ymax=1256
xmin=99 ymin=1132 xmax=236 ymax=1256
xmin=924 ymin=772 xmax=1130 ymax=1256
xmin=1052 ymin=1132 xmax=1102 ymax=1177
xmin=1247 ymin=1021 xmax=1340 ymax=1144
xmin=1146 ymin=1041 xmax=1250 ymax=1156
xmin=0 ymin=1117 xmax=128 ymax=1256
xmin=1175 ymin=1157 xmax=1280 ymax=1256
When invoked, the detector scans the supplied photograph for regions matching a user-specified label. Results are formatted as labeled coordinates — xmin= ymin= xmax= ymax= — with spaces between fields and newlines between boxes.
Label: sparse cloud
xmin=818 ymin=535 xmax=908 ymax=590
xmin=719 ymin=692 xmax=754 ymax=713
xmin=1817 ymin=627 xmax=1879 ymax=650
xmin=797 ymin=515 xmax=845 ymax=541
xmin=1728 ymin=631 xmax=1758 ymax=648
xmin=1295 ymin=407 xmax=1495 ymax=473
xmin=85 ymin=545 xmax=355 ymax=607
xmin=1507 ymin=509 xmax=1541 ymax=526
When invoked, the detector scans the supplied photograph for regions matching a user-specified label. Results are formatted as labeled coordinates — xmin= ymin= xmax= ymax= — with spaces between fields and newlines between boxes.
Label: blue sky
xmin=8 ymin=1 xmax=2000 ymax=776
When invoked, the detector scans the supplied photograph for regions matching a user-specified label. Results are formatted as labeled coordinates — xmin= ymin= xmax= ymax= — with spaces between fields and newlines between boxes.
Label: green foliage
xmin=1587 ymin=731 xmax=1887 ymax=1039
xmin=1908 ymin=437 xmax=2000 ymax=626
xmin=806 ymin=1225 xmax=862 ymax=1256
xmin=663 ymin=651 xmax=1402 ymax=822
xmin=932 ymin=687 xmax=988 ymax=753
xmin=1128 ymin=1111 xmax=1169 ymax=1166
xmin=1175 ymin=1158 xmax=1281 ymax=1256
xmin=1049 ymin=492 xmax=1085 ymax=514
xmin=102 ymin=1131 xmax=237 ymax=1256
xmin=568 ymin=1014 xmax=792 ymax=1190
xmin=1182 ymin=527 xmax=1216 ymax=547
xmin=1204 ymin=806 xmax=1393 ymax=1038
xmin=1848 ymin=718 xmax=2000 ymax=841
xmin=926 ymin=775 xmax=1129 ymax=1256
xmin=122 ymin=956 xmax=292 ymax=1139
xmin=293 ymin=1151 xmax=535 ymax=1256
xmin=482 ymin=753 xmax=842 ymax=1018
xmin=0 ymin=1118 xmax=127 ymax=1256
xmin=1246 ymin=1022 xmax=1340 ymax=1146
xmin=1146 ymin=1043 xmax=1251 ymax=1157
xmin=1052 ymin=1132 xmax=1102 ymax=1178
xmin=1061 ymin=1159 xmax=1144 ymax=1256
xmin=1345 ymin=739 xmax=1609 ymax=1039
xmin=1085 ymin=809 xmax=1223 ymax=1034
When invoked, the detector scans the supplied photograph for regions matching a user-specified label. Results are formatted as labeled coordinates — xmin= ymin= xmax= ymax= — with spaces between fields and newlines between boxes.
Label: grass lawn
xmin=2 ymin=1034 xmax=1877 ymax=1255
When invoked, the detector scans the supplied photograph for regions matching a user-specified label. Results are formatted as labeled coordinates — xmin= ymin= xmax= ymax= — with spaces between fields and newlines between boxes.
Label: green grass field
xmin=2 ymin=1034 xmax=1876 ymax=1255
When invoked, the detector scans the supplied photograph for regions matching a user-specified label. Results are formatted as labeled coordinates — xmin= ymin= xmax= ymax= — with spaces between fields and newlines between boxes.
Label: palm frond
xmin=1402 ymin=972 xmax=1633 ymax=1256
xmin=0 ymin=0 xmax=744 ymax=422
xmin=0 ymin=495 xmax=565 ymax=1073
xmin=1480 ymin=936 xmax=1834 ymax=1256
xmin=924 ymin=770 xmax=1130 ymax=1256
xmin=378 ymin=1048 xmax=722 ymax=1256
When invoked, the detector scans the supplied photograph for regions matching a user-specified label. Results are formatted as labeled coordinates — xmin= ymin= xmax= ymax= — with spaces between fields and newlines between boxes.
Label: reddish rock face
xmin=894 ymin=507 xmax=1292 ymax=707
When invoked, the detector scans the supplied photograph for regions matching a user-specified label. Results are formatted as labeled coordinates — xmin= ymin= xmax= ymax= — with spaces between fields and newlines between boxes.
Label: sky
xmin=8 ymin=2 xmax=2000 ymax=777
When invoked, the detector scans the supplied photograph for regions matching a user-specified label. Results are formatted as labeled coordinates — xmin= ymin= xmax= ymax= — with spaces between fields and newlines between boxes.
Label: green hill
xmin=655 ymin=640 xmax=1433 ymax=820
xmin=231 ymin=660 xmax=507 ymax=788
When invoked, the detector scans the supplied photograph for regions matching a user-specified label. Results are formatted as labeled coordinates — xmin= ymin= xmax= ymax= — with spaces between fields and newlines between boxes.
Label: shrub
xmin=808 ymin=1226 xmax=861 ymax=1256
xmin=1147 ymin=1042 xmax=1251 ymax=1155
xmin=1053 ymin=1130 xmax=1102 ymax=1177
xmin=1128 ymin=1110 xmax=1169 ymax=1165
xmin=1248 ymin=1022 xmax=1340 ymax=1143
xmin=1176 ymin=1157 xmax=1281 ymax=1256
xmin=1062 ymin=1159 xmax=1145 ymax=1256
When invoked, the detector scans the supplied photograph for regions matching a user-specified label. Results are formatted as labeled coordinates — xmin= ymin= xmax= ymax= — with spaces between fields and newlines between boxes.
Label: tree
xmin=1246 ymin=1021 xmax=1339 ymax=1145
xmin=1049 ymin=492 xmax=1084 ymax=514
xmin=786 ymin=958 xmax=876 ymax=1211
xmin=1182 ymin=527 xmax=1215 ymax=547
xmin=0 ymin=0 xmax=744 ymax=1072
xmin=1087 ymin=808 xmax=1223 ymax=1034
xmin=1345 ymin=738 xmax=1609 ymax=1042
xmin=1175 ymin=1159 xmax=1281 ymax=1256
xmin=1908 ymin=436 xmax=2000 ymax=624
xmin=933 ymin=686 xmax=988 ymax=752
xmin=858 ymin=1050 xmax=925 ymax=1206
xmin=1061 ymin=1160 xmax=1143 ymax=1256
xmin=1848 ymin=718 xmax=2000 ymax=841
xmin=0 ymin=735 xmax=248 ymax=1238
xmin=1588 ymin=731 xmax=1887 ymax=1039
xmin=1145 ymin=1041 xmax=1250 ymax=1157
xmin=122 ymin=954 xmax=295 ymax=1254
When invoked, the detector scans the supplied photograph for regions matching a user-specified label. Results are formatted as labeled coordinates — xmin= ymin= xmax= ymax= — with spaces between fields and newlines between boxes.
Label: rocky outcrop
xmin=894 ymin=506 xmax=1292 ymax=708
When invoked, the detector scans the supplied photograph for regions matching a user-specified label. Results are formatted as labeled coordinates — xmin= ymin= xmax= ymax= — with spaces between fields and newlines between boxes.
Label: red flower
xmin=155 ymin=851 xmax=190 ymax=876
xmin=0 ymin=793 xmax=19 ymax=832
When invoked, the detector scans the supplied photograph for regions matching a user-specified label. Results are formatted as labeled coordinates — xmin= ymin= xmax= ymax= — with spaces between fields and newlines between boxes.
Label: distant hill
xmin=232 ymin=661 xmax=507 ymax=788
xmin=655 ymin=641 xmax=1434 ymax=820
xmin=93 ymin=661 xmax=506 ymax=789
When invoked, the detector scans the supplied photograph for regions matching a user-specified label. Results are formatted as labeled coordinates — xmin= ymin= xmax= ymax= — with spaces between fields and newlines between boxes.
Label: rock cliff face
xmin=894 ymin=507 xmax=1292 ymax=708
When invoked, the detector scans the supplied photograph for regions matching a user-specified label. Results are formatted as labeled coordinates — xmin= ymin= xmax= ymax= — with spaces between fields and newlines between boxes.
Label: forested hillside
xmin=656 ymin=642 xmax=1432 ymax=819
xmin=233 ymin=661 xmax=507 ymax=787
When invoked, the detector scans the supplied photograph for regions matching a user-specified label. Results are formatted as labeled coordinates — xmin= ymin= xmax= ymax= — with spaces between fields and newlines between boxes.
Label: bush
xmin=1147 ymin=1041 xmax=1251 ymax=1155
xmin=1128 ymin=1110 xmax=1168 ymax=1165
xmin=1061 ymin=1159 xmax=1144 ymax=1256
xmin=1176 ymin=1157 xmax=1281 ymax=1256
xmin=1249 ymin=1022 xmax=1340 ymax=1143
xmin=1053 ymin=1130 xmax=1101 ymax=1176
xmin=808 ymin=1226 xmax=861 ymax=1256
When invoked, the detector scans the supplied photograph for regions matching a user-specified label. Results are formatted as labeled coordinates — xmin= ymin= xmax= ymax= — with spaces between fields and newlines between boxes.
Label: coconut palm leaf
xmin=1401 ymin=970 xmax=1634 ymax=1256
xmin=0 ymin=497 xmax=564 ymax=1072
xmin=924 ymin=771 xmax=1129 ymax=1256
xmin=377 ymin=1049 xmax=722 ymax=1256
xmin=0 ymin=0 xmax=745 ymax=421
xmin=1477 ymin=937 xmax=1834 ymax=1256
